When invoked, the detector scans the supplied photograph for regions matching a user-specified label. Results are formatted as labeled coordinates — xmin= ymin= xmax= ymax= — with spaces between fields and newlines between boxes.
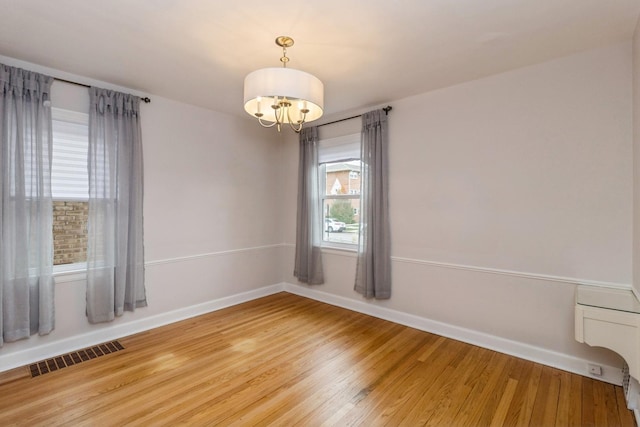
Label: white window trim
xmin=319 ymin=132 xmax=361 ymax=248
xmin=319 ymin=165 xmax=361 ymax=249
xmin=51 ymin=107 xmax=90 ymax=276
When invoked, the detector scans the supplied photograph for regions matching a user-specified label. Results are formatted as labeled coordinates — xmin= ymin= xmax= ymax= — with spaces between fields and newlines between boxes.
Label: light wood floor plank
xmin=554 ymin=369 xmax=572 ymax=427
xmin=266 ymin=334 xmax=440 ymax=426
xmin=489 ymin=377 xmax=519 ymax=427
xmin=593 ymin=378 xmax=610 ymax=427
xmin=617 ymin=385 xmax=637 ymax=426
xmin=567 ymin=371 xmax=584 ymax=427
xmin=498 ymin=357 xmax=531 ymax=426
xmin=336 ymin=338 xmax=465 ymax=426
xmin=515 ymin=362 xmax=544 ymax=426
xmin=582 ymin=375 xmax=597 ymax=427
xmin=0 ymin=293 xmax=634 ymax=426
xmin=458 ymin=352 xmax=511 ymax=426
xmin=422 ymin=345 xmax=494 ymax=426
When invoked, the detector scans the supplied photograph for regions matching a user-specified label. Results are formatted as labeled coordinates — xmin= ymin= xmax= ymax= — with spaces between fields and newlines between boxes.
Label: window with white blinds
xmin=51 ymin=108 xmax=89 ymax=200
xmin=318 ymin=133 xmax=362 ymax=247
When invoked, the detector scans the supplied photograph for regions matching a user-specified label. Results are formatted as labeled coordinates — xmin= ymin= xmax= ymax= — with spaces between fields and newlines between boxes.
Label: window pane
xmin=324 ymin=160 xmax=361 ymax=195
xmin=322 ymin=198 xmax=359 ymax=245
xmin=321 ymin=159 xmax=361 ymax=246
xmin=53 ymin=201 xmax=88 ymax=265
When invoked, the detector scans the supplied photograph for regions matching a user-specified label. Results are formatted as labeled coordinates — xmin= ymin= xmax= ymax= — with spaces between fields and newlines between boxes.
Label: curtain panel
xmin=354 ymin=109 xmax=391 ymax=299
xmin=0 ymin=64 xmax=55 ymax=345
xmin=86 ymin=87 xmax=146 ymax=323
xmin=294 ymin=126 xmax=324 ymax=284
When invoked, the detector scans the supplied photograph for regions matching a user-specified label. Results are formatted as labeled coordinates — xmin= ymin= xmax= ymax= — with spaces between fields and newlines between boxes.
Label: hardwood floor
xmin=0 ymin=292 xmax=635 ymax=426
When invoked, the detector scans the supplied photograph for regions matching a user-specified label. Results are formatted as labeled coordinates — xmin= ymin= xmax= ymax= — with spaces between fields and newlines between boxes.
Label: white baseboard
xmin=282 ymin=283 xmax=624 ymax=386
xmin=0 ymin=284 xmax=285 ymax=373
xmin=1 ymin=281 xmax=624 ymax=387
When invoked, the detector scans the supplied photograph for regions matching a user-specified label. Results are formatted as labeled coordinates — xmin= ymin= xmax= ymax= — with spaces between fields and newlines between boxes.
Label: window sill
xmin=54 ymin=262 xmax=86 ymax=283
xmin=321 ymin=245 xmax=358 ymax=257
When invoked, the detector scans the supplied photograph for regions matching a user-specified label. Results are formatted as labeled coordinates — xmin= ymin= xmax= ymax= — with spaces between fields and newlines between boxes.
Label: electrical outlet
xmin=588 ymin=364 xmax=603 ymax=376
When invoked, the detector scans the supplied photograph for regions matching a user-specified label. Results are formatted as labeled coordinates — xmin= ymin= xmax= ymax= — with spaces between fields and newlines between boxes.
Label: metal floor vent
xmin=29 ymin=340 xmax=125 ymax=378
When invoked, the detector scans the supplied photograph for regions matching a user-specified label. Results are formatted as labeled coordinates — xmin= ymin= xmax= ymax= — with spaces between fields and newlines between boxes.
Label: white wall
xmin=0 ymin=57 xmax=284 ymax=369
xmin=282 ymin=42 xmax=633 ymax=375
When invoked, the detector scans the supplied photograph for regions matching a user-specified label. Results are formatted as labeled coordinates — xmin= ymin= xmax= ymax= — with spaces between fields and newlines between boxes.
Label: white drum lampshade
xmin=243 ymin=67 xmax=324 ymax=124
xmin=243 ymin=36 xmax=324 ymax=132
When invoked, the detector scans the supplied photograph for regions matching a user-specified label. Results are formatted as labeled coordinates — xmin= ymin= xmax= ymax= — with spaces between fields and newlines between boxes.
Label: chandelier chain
xmin=280 ymin=47 xmax=289 ymax=67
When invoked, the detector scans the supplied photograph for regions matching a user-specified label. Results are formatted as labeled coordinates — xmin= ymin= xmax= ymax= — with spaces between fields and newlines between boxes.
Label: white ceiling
xmin=1 ymin=1 xmax=639 ymax=120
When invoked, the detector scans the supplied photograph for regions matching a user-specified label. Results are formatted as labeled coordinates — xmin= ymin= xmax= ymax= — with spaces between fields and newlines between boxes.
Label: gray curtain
xmin=86 ymin=87 xmax=146 ymax=323
xmin=355 ymin=109 xmax=391 ymax=298
xmin=0 ymin=64 xmax=55 ymax=345
xmin=294 ymin=126 xmax=324 ymax=284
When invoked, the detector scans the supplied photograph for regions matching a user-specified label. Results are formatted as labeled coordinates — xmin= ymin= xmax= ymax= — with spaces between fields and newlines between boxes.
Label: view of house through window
xmin=321 ymin=160 xmax=361 ymax=245
xmin=51 ymin=108 xmax=89 ymax=266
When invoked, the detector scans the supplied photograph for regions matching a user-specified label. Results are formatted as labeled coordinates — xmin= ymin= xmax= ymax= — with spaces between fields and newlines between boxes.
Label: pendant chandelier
xmin=244 ymin=36 xmax=324 ymax=133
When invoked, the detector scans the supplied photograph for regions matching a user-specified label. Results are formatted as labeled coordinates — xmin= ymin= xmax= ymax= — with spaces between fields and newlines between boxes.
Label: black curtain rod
xmin=54 ymin=77 xmax=151 ymax=103
xmin=317 ymin=105 xmax=392 ymax=128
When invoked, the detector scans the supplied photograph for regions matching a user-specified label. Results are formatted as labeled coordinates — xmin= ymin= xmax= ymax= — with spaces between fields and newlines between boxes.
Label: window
xmin=51 ymin=108 xmax=89 ymax=266
xmin=319 ymin=133 xmax=361 ymax=246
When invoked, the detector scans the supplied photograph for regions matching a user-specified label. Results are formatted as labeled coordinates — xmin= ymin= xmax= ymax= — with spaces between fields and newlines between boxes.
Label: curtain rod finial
xmin=383 ymin=106 xmax=392 ymax=115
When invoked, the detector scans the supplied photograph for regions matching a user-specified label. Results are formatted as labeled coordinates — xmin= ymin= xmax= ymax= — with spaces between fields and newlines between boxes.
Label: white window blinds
xmin=318 ymin=133 xmax=360 ymax=164
xmin=51 ymin=108 xmax=89 ymax=200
